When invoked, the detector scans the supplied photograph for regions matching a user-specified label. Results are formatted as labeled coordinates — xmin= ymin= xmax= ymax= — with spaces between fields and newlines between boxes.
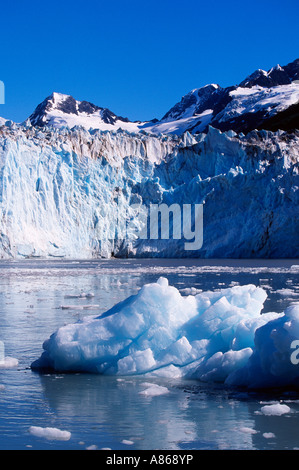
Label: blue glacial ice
xmin=31 ymin=277 xmax=299 ymax=389
xmin=0 ymin=122 xmax=298 ymax=259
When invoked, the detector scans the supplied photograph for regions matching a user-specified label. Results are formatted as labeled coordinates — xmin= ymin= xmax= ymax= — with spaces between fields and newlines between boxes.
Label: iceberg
xmin=31 ymin=277 xmax=299 ymax=389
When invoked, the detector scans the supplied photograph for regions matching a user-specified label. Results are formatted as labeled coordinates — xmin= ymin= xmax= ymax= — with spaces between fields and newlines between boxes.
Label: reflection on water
xmin=0 ymin=258 xmax=298 ymax=450
xmin=36 ymin=374 xmax=299 ymax=450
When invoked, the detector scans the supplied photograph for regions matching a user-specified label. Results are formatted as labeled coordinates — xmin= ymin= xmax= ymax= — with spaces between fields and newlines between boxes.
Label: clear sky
xmin=0 ymin=0 xmax=298 ymax=123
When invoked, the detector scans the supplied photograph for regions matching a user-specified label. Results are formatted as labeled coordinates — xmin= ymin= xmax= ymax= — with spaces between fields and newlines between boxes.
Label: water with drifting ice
xmin=0 ymin=258 xmax=299 ymax=450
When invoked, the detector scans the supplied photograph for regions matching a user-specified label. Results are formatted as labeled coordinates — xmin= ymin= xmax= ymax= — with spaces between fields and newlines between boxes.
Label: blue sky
xmin=0 ymin=0 xmax=298 ymax=123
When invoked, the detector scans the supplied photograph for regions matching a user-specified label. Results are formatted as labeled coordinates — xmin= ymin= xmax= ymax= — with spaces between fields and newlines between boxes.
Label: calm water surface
xmin=0 ymin=258 xmax=298 ymax=450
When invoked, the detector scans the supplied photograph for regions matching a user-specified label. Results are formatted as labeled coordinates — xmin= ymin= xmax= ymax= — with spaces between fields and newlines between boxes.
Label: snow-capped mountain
xmin=28 ymin=92 xmax=150 ymax=132
xmin=8 ymin=58 xmax=296 ymax=136
xmin=148 ymin=58 xmax=299 ymax=135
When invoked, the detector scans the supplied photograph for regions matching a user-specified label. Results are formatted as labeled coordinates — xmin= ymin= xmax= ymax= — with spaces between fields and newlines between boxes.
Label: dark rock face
xmin=29 ymin=95 xmax=55 ymax=126
xmin=256 ymin=102 xmax=299 ymax=132
xmin=78 ymin=100 xmax=101 ymax=114
xmin=284 ymin=58 xmax=299 ymax=82
xmin=56 ymin=95 xmax=78 ymax=115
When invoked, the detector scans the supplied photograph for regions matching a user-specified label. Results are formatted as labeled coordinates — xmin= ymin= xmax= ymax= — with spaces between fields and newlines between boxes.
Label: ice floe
xmin=31 ymin=277 xmax=299 ymax=389
xmin=28 ymin=426 xmax=71 ymax=441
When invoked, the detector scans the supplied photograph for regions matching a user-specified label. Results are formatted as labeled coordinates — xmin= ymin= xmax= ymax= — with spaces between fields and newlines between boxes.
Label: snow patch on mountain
xmin=226 ymin=83 xmax=299 ymax=120
xmin=145 ymin=109 xmax=214 ymax=135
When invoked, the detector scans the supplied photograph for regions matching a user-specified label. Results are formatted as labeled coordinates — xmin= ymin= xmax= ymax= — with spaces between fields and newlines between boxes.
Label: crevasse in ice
xmin=31 ymin=277 xmax=299 ymax=389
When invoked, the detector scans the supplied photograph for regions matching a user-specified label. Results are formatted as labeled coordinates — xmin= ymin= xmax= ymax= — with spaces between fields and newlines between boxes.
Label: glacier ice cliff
xmin=31 ymin=277 xmax=299 ymax=389
xmin=0 ymin=120 xmax=298 ymax=259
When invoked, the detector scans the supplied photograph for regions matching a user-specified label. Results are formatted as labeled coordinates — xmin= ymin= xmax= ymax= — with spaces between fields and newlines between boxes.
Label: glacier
xmin=0 ymin=120 xmax=298 ymax=259
xmin=31 ymin=277 xmax=299 ymax=389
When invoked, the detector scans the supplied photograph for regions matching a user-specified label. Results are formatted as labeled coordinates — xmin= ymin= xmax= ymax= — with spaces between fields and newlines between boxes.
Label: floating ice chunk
xmin=276 ymin=288 xmax=298 ymax=296
xmin=32 ymin=278 xmax=277 ymax=390
xmin=180 ymin=287 xmax=203 ymax=295
xmin=60 ymin=305 xmax=85 ymax=310
xmin=239 ymin=427 xmax=258 ymax=434
xmin=258 ymin=403 xmax=291 ymax=416
xmin=0 ymin=356 xmax=19 ymax=369
xmin=263 ymin=432 xmax=276 ymax=439
xmin=31 ymin=278 xmax=298 ymax=389
xmin=64 ymin=293 xmax=95 ymax=299
xmin=29 ymin=426 xmax=71 ymax=441
xmin=60 ymin=305 xmax=100 ymax=310
xmin=139 ymin=382 xmax=170 ymax=396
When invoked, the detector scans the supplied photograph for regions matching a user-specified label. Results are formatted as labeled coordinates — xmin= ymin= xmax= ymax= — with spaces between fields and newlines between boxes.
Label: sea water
xmin=0 ymin=258 xmax=298 ymax=450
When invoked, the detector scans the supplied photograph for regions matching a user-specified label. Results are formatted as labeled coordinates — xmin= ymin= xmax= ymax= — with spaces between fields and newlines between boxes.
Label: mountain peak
xmin=239 ymin=58 xmax=299 ymax=89
xmin=29 ymin=93 xmax=136 ymax=130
